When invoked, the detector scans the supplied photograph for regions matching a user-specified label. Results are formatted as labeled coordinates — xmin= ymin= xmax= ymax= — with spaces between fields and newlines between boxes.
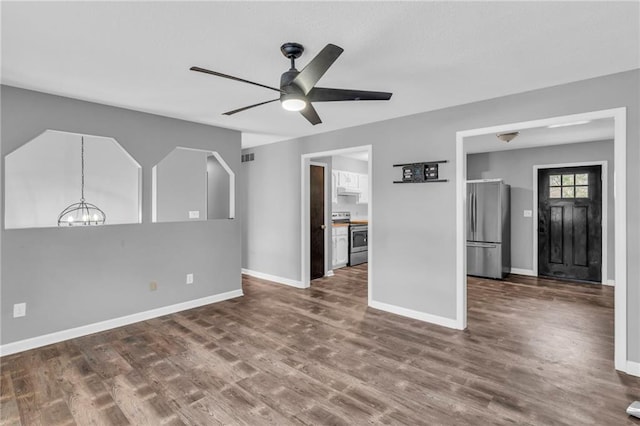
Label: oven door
xmin=350 ymin=227 xmax=368 ymax=253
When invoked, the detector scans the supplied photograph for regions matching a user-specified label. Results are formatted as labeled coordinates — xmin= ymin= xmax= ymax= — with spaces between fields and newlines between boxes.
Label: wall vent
xmin=241 ymin=153 xmax=255 ymax=163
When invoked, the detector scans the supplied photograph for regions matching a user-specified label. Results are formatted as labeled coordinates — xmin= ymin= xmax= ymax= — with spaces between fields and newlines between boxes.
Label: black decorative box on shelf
xmin=393 ymin=160 xmax=448 ymax=183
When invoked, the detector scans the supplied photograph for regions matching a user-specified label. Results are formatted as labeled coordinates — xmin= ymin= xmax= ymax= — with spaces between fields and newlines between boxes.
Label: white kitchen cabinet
xmin=332 ymin=226 xmax=349 ymax=268
xmin=331 ymin=170 xmax=338 ymax=204
xmin=357 ymin=174 xmax=369 ymax=204
xmin=338 ymin=170 xmax=359 ymax=191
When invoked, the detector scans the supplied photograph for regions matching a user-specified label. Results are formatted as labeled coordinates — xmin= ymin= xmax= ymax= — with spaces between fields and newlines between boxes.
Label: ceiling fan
xmin=190 ymin=42 xmax=393 ymax=125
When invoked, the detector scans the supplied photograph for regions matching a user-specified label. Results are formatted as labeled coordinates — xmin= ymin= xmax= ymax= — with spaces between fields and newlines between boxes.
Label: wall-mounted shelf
xmin=393 ymin=160 xmax=448 ymax=183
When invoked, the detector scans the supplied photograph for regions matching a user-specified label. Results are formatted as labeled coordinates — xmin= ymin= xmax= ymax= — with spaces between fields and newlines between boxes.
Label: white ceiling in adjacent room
xmin=2 ymin=2 xmax=638 ymax=147
xmin=464 ymin=118 xmax=615 ymax=154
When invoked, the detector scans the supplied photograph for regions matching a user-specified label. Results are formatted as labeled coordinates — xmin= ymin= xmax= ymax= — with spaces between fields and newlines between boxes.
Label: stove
xmin=331 ymin=211 xmax=351 ymax=224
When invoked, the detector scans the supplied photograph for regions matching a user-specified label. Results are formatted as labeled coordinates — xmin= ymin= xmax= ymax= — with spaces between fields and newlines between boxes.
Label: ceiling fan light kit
xmin=281 ymin=93 xmax=307 ymax=111
xmin=190 ymin=42 xmax=392 ymax=125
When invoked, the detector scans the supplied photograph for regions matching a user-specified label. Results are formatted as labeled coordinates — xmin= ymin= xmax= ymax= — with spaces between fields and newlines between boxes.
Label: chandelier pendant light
xmin=57 ymin=136 xmax=106 ymax=226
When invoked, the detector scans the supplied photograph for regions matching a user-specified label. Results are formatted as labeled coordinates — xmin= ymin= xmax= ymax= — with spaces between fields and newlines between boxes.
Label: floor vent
xmin=241 ymin=153 xmax=255 ymax=163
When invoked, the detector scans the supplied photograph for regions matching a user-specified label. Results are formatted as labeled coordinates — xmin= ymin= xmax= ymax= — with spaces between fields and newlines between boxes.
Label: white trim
xmin=0 ymin=289 xmax=243 ymax=357
xmin=309 ymin=161 xmax=330 ymax=278
xmin=241 ymin=268 xmax=305 ymax=288
xmin=613 ymin=109 xmax=627 ymax=373
xmin=301 ymin=145 xmax=373 ymax=305
xmin=510 ymin=268 xmax=536 ymax=277
xmin=466 ymin=178 xmax=503 ymax=183
xmin=604 ymin=280 xmax=615 ymax=287
xmin=626 ymin=361 xmax=640 ymax=377
xmin=455 ymin=138 xmax=467 ymax=330
xmin=456 ymin=107 xmax=628 ymax=373
xmin=532 ymin=161 xmax=608 ymax=284
xmin=326 ymin=270 xmax=335 ymax=277
xmin=151 ymin=165 xmax=157 ymax=223
xmin=369 ymin=300 xmax=460 ymax=330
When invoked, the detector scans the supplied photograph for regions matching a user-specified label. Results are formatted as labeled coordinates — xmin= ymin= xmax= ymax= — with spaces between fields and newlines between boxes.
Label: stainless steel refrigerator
xmin=467 ymin=179 xmax=510 ymax=279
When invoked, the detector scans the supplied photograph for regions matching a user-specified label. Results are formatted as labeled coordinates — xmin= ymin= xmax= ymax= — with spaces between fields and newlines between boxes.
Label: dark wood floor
xmin=2 ymin=265 xmax=639 ymax=425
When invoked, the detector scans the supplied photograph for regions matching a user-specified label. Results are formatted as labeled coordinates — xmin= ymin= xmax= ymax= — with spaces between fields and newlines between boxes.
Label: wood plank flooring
xmin=2 ymin=265 xmax=639 ymax=425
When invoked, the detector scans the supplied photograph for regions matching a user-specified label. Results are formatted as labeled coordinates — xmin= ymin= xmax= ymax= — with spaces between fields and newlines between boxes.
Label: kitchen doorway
xmin=300 ymin=145 xmax=373 ymax=304
xmin=455 ymin=108 xmax=628 ymax=373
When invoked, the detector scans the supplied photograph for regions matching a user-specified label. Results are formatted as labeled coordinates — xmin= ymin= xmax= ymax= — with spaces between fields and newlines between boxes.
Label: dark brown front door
xmin=310 ymin=165 xmax=325 ymax=280
xmin=538 ymin=165 xmax=602 ymax=282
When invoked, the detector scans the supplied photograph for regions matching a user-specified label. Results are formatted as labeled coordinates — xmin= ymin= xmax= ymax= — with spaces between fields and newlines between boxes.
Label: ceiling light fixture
xmin=496 ymin=132 xmax=519 ymax=143
xmin=57 ymin=136 xmax=106 ymax=226
xmin=547 ymin=120 xmax=591 ymax=128
xmin=281 ymin=92 xmax=307 ymax=111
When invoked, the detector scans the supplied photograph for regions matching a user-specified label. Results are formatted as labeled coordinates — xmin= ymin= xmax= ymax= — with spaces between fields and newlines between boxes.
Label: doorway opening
xmin=536 ymin=163 xmax=606 ymax=283
xmin=456 ymin=108 xmax=628 ymax=373
xmin=301 ymin=145 xmax=373 ymax=304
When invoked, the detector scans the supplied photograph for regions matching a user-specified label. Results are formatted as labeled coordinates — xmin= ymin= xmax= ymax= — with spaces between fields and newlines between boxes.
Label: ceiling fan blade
xmin=299 ymin=103 xmax=322 ymax=125
xmin=308 ymin=87 xmax=393 ymax=102
xmin=292 ymin=44 xmax=344 ymax=95
xmin=223 ymin=99 xmax=280 ymax=116
xmin=190 ymin=66 xmax=282 ymax=93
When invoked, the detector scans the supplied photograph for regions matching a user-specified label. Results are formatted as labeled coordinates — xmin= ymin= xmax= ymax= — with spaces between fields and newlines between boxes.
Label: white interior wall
xmin=5 ymin=130 xmax=140 ymax=229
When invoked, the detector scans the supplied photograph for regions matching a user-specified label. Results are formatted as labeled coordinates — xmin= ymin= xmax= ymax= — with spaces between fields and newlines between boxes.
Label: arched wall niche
xmin=152 ymin=147 xmax=235 ymax=223
xmin=4 ymin=129 xmax=142 ymax=229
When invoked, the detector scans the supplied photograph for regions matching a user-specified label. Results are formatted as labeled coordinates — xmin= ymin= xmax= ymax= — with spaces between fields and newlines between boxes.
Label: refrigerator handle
xmin=471 ymin=191 xmax=476 ymax=234
xmin=468 ymin=192 xmax=473 ymax=234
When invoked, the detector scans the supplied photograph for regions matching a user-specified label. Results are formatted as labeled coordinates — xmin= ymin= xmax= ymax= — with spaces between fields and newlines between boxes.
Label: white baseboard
xmin=510 ymin=268 xmax=536 ymax=277
xmin=0 ymin=289 xmax=243 ymax=357
xmin=604 ymin=279 xmax=615 ymax=287
xmin=626 ymin=360 xmax=640 ymax=377
xmin=369 ymin=300 xmax=460 ymax=330
xmin=241 ymin=268 xmax=305 ymax=288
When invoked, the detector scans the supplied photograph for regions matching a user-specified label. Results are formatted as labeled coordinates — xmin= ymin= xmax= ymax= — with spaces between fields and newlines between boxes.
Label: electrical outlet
xmin=13 ymin=303 xmax=26 ymax=318
xmin=149 ymin=281 xmax=158 ymax=291
xmin=523 ymin=210 xmax=533 ymax=218
xmin=188 ymin=211 xmax=200 ymax=219
xmin=186 ymin=273 xmax=194 ymax=284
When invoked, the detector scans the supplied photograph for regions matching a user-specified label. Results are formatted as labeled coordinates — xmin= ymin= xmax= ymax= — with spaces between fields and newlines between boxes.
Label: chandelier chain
xmin=81 ymin=136 xmax=85 ymax=201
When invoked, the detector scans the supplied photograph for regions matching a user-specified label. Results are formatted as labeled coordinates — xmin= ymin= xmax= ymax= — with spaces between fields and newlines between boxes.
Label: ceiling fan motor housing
xmin=280 ymin=42 xmax=304 ymax=59
xmin=280 ymin=70 xmax=301 ymax=93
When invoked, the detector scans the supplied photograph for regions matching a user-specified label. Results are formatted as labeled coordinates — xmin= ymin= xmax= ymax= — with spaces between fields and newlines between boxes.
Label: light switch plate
xmin=186 ymin=273 xmax=194 ymax=284
xmin=523 ymin=210 xmax=533 ymax=218
xmin=188 ymin=211 xmax=200 ymax=219
xmin=13 ymin=303 xmax=26 ymax=318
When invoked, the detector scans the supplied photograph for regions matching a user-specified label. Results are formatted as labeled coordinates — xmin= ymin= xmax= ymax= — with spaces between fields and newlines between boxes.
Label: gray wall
xmin=207 ymin=155 xmax=230 ymax=220
xmin=240 ymin=70 xmax=640 ymax=362
xmin=468 ymin=140 xmax=615 ymax=279
xmin=155 ymin=148 xmax=207 ymax=223
xmin=1 ymin=85 xmax=242 ymax=345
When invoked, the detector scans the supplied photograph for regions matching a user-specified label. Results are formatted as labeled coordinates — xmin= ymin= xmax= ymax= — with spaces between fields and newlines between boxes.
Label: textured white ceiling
xmin=2 ymin=2 xmax=638 ymax=148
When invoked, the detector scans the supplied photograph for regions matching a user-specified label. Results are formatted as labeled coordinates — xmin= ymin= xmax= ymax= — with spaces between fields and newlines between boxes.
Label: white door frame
xmin=455 ymin=108 xmax=628 ymax=373
xmin=533 ymin=161 xmax=609 ymax=285
xmin=301 ymin=145 xmax=373 ymax=305
xmin=309 ymin=161 xmax=331 ymax=278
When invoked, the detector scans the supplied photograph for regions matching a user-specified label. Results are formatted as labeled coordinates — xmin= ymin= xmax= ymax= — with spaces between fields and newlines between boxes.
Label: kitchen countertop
xmin=350 ymin=220 xmax=369 ymax=225
xmin=332 ymin=223 xmax=349 ymax=227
